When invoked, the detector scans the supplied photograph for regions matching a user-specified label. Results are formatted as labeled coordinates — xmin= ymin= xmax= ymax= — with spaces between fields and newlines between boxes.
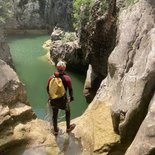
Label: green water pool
xmin=8 ymin=34 xmax=88 ymax=119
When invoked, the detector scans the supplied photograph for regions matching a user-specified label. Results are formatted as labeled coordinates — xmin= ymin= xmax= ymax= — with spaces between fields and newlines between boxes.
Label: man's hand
xmin=67 ymin=96 xmax=74 ymax=103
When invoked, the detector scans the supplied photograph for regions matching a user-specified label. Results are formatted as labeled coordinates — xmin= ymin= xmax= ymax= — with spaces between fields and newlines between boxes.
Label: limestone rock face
xmin=81 ymin=0 xmax=155 ymax=153
xmin=49 ymin=29 xmax=87 ymax=73
xmin=45 ymin=0 xmax=73 ymax=31
xmin=0 ymin=59 xmax=35 ymax=153
xmin=72 ymin=99 xmax=120 ymax=155
xmin=125 ymin=94 xmax=155 ymax=155
xmin=6 ymin=0 xmax=73 ymax=31
xmin=83 ymin=64 xmax=103 ymax=103
xmin=95 ymin=0 xmax=155 ymax=153
xmin=0 ymin=60 xmax=25 ymax=105
xmin=0 ymin=30 xmax=13 ymax=68
xmin=82 ymin=0 xmax=117 ymax=102
xmin=6 ymin=0 xmax=45 ymax=29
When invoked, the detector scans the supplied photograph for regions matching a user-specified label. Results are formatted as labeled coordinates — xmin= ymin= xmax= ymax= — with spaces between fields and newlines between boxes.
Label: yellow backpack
xmin=49 ymin=76 xmax=66 ymax=99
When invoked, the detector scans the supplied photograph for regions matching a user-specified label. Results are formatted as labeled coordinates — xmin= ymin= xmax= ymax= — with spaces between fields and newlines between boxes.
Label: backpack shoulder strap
xmin=59 ymin=73 xmax=67 ymax=90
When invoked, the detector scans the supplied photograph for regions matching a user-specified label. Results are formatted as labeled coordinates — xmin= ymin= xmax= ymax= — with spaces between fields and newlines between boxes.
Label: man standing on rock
xmin=47 ymin=60 xmax=76 ymax=136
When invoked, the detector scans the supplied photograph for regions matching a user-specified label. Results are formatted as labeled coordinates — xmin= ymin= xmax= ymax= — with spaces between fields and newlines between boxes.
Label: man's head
xmin=56 ymin=60 xmax=66 ymax=72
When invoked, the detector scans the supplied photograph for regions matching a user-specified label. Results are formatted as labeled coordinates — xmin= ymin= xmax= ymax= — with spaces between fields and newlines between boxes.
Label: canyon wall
xmin=87 ymin=0 xmax=155 ymax=154
xmin=82 ymin=0 xmax=117 ymax=102
xmin=5 ymin=0 xmax=73 ymax=31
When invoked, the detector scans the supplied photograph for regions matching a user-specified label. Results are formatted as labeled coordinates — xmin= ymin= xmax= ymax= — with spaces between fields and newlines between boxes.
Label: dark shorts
xmin=49 ymin=96 xmax=68 ymax=110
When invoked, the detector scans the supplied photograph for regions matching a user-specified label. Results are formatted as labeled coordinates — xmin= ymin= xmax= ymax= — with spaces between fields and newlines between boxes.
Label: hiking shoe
xmin=53 ymin=131 xmax=58 ymax=136
xmin=66 ymin=124 xmax=76 ymax=133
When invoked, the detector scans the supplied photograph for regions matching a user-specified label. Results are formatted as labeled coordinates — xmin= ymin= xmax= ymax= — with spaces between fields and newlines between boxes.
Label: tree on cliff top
xmin=73 ymin=0 xmax=108 ymax=30
xmin=0 ymin=1 xmax=13 ymax=25
xmin=73 ymin=0 xmax=93 ymax=29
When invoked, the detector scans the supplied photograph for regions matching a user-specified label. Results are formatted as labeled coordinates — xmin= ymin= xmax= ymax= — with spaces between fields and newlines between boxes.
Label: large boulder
xmin=0 ymin=59 xmax=35 ymax=153
xmin=49 ymin=29 xmax=87 ymax=73
xmin=95 ymin=0 xmax=155 ymax=152
xmin=71 ymin=99 xmax=121 ymax=155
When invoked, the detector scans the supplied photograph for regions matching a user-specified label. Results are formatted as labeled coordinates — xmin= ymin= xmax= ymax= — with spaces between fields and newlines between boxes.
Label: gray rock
xmin=45 ymin=0 xmax=73 ymax=31
xmin=125 ymin=92 xmax=155 ymax=154
xmin=83 ymin=64 xmax=102 ymax=103
xmin=0 ymin=59 xmax=28 ymax=106
xmin=0 ymin=59 xmax=37 ymax=153
xmin=82 ymin=0 xmax=117 ymax=102
xmin=5 ymin=0 xmax=73 ymax=31
xmin=6 ymin=0 xmax=45 ymax=29
xmin=51 ymin=27 xmax=65 ymax=41
xmin=50 ymin=33 xmax=87 ymax=72
xmin=0 ymin=30 xmax=14 ymax=68
xmin=95 ymin=0 xmax=155 ymax=147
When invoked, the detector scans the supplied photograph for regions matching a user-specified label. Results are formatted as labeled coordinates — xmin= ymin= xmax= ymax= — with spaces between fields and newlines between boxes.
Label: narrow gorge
xmin=0 ymin=0 xmax=155 ymax=155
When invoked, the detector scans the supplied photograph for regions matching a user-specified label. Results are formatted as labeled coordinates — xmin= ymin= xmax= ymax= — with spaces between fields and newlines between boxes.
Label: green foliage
xmin=73 ymin=0 xmax=94 ymax=29
xmin=126 ymin=0 xmax=139 ymax=6
xmin=0 ymin=1 xmax=13 ymax=25
xmin=61 ymin=32 xmax=77 ymax=43
xmin=101 ymin=0 xmax=108 ymax=12
xmin=73 ymin=0 xmax=108 ymax=30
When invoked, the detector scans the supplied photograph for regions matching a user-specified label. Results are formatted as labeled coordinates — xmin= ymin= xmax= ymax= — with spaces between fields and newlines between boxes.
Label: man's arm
xmin=64 ymin=75 xmax=74 ymax=101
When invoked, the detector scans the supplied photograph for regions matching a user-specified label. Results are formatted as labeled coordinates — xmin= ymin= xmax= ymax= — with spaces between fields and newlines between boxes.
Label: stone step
xmin=0 ymin=102 xmax=36 ymax=132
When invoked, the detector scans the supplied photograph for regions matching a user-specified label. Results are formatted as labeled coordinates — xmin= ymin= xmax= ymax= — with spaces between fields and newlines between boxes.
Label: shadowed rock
xmin=0 ymin=31 xmax=14 ymax=68
xmin=82 ymin=0 xmax=117 ymax=103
